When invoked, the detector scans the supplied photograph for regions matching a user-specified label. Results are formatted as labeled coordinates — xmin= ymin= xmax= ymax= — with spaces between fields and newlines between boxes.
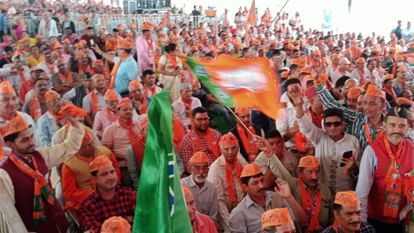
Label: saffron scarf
xmin=144 ymin=85 xmax=156 ymax=98
xmin=299 ymin=178 xmax=321 ymax=232
xmin=18 ymin=69 xmax=27 ymax=83
xmin=109 ymin=58 xmax=123 ymax=89
xmin=167 ymin=53 xmax=178 ymax=68
xmin=225 ymin=161 xmax=243 ymax=209
xmin=236 ymin=124 xmax=258 ymax=156
xmin=30 ymin=96 xmax=42 ymax=121
xmin=364 ymin=123 xmax=383 ymax=145
xmin=58 ymin=71 xmax=73 ymax=85
xmin=182 ymin=98 xmax=192 ymax=120
xmin=136 ymin=98 xmax=148 ymax=114
xmin=9 ymin=152 xmax=54 ymax=225
xmin=104 ymin=107 xmax=118 ymax=122
xmin=118 ymin=119 xmax=142 ymax=163
xmin=383 ymin=135 xmax=404 ymax=218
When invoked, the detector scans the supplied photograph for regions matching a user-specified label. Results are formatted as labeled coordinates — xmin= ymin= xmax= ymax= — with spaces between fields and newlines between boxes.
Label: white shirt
xmin=172 ymin=96 xmax=202 ymax=130
xmin=297 ymin=114 xmax=360 ymax=192
xmin=276 ymin=107 xmax=298 ymax=148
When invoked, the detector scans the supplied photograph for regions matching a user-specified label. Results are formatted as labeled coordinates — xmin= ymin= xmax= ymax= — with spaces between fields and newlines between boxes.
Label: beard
xmin=192 ymin=174 xmax=206 ymax=184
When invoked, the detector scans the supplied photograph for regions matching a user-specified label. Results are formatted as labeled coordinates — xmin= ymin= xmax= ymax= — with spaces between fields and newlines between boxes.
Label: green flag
xmin=132 ymin=91 xmax=192 ymax=233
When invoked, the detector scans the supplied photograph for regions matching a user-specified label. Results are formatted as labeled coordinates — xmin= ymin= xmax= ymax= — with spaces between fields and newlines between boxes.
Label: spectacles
xmin=324 ymin=121 xmax=342 ymax=127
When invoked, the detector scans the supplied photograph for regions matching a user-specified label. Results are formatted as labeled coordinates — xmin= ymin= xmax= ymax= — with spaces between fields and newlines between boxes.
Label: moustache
xmin=350 ymin=221 xmax=360 ymax=225
xmin=258 ymin=188 xmax=266 ymax=193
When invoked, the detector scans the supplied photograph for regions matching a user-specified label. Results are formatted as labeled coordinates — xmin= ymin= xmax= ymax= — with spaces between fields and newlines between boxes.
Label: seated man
xmin=172 ymin=83 xmax=202 ymax=131
xmin=261 ymin=208 xmax=296 ymax=233
xmin=181 ymin=151 xmax=218 ymax=222
xmin=61 ymin=128 xmax=120 ymax=211
xmin=322 ymin=191 xmax=375 ymax=233
xmin=183 ymin=185 xmax=218 ymax=233
xmin=78 ymin=155 xmax=136 ymax=233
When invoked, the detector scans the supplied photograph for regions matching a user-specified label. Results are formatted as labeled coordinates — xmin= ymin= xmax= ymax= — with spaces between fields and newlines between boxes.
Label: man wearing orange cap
xmin=82 ymin=74 xmax=111 ymax=123
xmin=229 ymin=164 xmax=306 ymax=233
xmin=322 ymin=191 xmax=375 ymax=233
xmin=0 ymin=110 xmax=85 ymax=233
xmin=61 ymin=128 xmax=120 ymax=211
xmin=93 ymin=89 xmax=120 ymax=138
xmin=173 ymin=82 xmax=202 ymax=131
xmin=179 ymin=106 xmax=222 ymax=174
xmin=94 ymin=39 xmax=138 ymax=96
xmin=207 ymin=132 xmax=247 ymax=232
xmin=261 ymin=208 xmax=296 ymax=233
xmin=230 ymin=107 xmax=264 ymax=162
xmin=290 ymin=85 xmax=360 ymax=192
xmin=102 ymin=97 xmax=144 ymax=186
xmin=183 ymin=185 xmax=218 ymax=233
xmin=315 ymin=72 xmax=387 ymax=151
xmin=101 ymin=216 xmax=131 ymax=233
xmin=181 ymin=151 xmax=218 ymax=222
xmin=135 ymin=21 xmax=155 ymax=76
xmin=78 ymin=155 xmax=136 ymax=233
xmin=128 ymin=79 xmax=148 ymax=115
xmin=356 ymin=107 xmax=413 ymax=233
xmin=261 ymin=144 xmax=333 ymax=232
xmin=346 ymin=87 xmax=364 ymax=111
xmin=36 ymin=90 xmax=63 ymax=147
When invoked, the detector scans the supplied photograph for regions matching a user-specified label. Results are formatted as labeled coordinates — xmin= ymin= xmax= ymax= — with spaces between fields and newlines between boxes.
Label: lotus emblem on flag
xmin=216 ymin=67 xmax=267 ymax=92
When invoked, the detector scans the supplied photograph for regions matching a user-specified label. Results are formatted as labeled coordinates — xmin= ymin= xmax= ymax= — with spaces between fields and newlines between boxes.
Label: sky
xmin=171 ymin=0 xmax=414 ymax=37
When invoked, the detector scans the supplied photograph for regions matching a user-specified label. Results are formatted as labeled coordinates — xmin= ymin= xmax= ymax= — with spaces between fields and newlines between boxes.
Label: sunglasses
xmin=324 ymin=121 xmax=342 ymax=127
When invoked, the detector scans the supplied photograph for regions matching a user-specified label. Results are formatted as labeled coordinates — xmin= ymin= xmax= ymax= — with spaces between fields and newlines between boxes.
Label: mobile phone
xmin=340 ymin=151 xmax=353 ymax=167
xmin=90 ymin=39 xmax=95 ymax=46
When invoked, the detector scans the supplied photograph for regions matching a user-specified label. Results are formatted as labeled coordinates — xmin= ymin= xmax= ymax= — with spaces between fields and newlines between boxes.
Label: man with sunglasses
xmin=290 ymin=84 xmax=359 ymax=193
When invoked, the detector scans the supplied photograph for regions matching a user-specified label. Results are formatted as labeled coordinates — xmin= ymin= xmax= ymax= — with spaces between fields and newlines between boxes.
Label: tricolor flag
xmin=247 ymin=0 xmax=256 ymax=27
xmin=132 ymin=91 xmax=192 ymax=233
xmin=186 ymin=55 xmax=281 ymax=119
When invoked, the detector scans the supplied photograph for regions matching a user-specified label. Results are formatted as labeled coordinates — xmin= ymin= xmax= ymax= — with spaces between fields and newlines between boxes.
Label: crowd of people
xmin=0 ymin=0 xmax=414 ymax=233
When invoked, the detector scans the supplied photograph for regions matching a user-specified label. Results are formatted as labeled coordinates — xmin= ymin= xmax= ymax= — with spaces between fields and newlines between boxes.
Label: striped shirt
xmin=316 ymin=85 xmax=383 ymax=152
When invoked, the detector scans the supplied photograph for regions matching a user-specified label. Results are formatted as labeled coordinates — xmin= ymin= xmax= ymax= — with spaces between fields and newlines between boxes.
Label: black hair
xmin=383 ymin=77 xmax=393 ymax=85
xmin=335 ymin=76 xmax=350 ymax=88
xmin=289 ymin=64 xmax=299 ymax=71
xmin=112 ymin=28 xmax=119 ymax=33
xmin=4 ymin=46 xmax=12 ymax=53
xmin=284 ymin=78 xmax=301 ymax=89
xmin=142 ymin=29 xmax=150 ymax=33
xmin=165 ymin=43 xmax=177 ymax=53
xmin=123 ymin=48 xmax=132 ymax=54
xmin=333 ymin=203 xmax=343 ymax=212
xmin=264 ymin=129 xmax=282 ymax=139
xmin=142 ymin=69 xmax=155 ymax=77
xmin=386 ymin=106 xmax=409 ymax=120
xmin=241 ymin=173 xmax=263 ymax=185
xmin=192 ymin=106 xmax=208 ymax=118
xmin=323 ymin=108 xmax=344 ymax=121
xmin=91 ymin=171 xmax=98 ymax=176
xmin=86 ymin=26 xmax=94 ymax=31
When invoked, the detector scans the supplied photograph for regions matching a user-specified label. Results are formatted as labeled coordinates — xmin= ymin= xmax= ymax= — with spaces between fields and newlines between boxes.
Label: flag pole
xmin=225 ymin=106 xmax=257 ymax=138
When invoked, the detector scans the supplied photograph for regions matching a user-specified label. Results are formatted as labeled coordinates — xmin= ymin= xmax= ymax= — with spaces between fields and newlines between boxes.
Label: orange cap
xmin=128 ymin=80 xmax=143 ymax=92
xmin=142 ymin=21 xmax=154 ymax=31
xmin=219 ymin=133 xmax=238 ymax=146
xmin=58 ymin=103 xmax=88 ymax=117
xmin=44 ymin=90 xmax=60 ymax=103
xmin=101 ymin=216 xmax=131 ymax=233
xmin=291 ymin=56 xmax=307 ymax=68
xmin=0 ymin=114 xmax=29 ymax=138
xmin=235 ymin=107 xmax=249 ymax=115
xmin=261 ymin=208 xmax=293 ymax=229
xmin=0 ymin=81 xmax=16 ymax=95
xmin=365 ymin=84 xmax=385 ymax=100
xmin=347 ymin=87 xmax=363 ymax=99
xmin=298 ymin=155 xmax=319 ymax=168
xmin=300 ymin=67 xmax=312 ymax=75
xmin=89 ymin=155 xmax=113 ymax=173
xmin=117 ymin=97 xmax=132 ymax=109
xmin=281 ymin=71 xmax=289 ymax=79
xmin=82 ymin=128 xmax=94 ymax=145
xmin=76 ymin=40 xmax=87 ymax=49
xmin=356 ymin=57 xmax=365 ymax=64
xmin=189 ymin=151 xmax=209 ymax=164
xmin=104 ymin=89 xmax=118 ymax=101
xmin=334 ymin=191 xmax=360 ymax=208
xmin=240 ymin=163 xmax=262 ymax=178
xmin=117 ymin=39 xmax=133 ymax=49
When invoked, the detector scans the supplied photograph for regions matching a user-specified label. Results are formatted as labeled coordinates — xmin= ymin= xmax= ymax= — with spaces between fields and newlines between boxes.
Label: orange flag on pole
xmin=247 ymin=0 xmax=256 ymax=27
xmin=186 ymin=55 xmax=281 ymax=119
xmin=159 ymin=11 xmax=170 ymax=29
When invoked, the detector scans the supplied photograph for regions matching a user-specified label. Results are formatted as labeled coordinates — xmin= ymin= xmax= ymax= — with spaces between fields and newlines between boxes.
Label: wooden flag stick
xmin=225 ymin=106 xmax=256 ymax=138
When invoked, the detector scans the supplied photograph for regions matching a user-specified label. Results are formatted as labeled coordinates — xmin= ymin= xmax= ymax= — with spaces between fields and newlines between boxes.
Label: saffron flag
xmin=132 ymin=91 xmax=192 ymax=233
xmin=186 ymin=55 xmax=281 ymax=119
xmin=247 ymin=0 xmax=256 ymax=27
xmin=159 ymin=11 xmax=171 ymax=29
